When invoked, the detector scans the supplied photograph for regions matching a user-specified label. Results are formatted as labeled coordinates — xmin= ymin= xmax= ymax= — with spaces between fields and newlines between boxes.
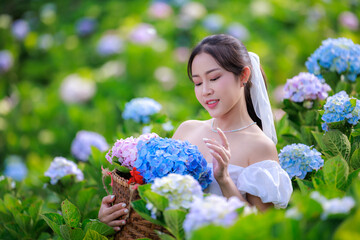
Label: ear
xmin=240 ymin=66 xmax=251 ymax=86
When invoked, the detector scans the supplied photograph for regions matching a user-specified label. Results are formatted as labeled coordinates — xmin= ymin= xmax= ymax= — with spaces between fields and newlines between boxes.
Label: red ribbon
xmin=101 ymin=165 xmax=114 ymax=187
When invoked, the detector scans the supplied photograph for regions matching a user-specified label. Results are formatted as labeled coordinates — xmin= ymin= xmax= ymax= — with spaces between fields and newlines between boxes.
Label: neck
xmin=213 ymin=93 xmax=254 ymax=131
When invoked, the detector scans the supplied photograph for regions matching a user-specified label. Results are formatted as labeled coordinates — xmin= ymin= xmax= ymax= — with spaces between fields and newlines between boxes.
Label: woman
xmin=99 ymin=34 xmax=292 ymax=231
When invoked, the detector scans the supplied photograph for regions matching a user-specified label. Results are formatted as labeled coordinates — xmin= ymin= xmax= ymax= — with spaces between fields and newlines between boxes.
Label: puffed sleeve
xmin=236 ymin=160 xmax=293 ymax=208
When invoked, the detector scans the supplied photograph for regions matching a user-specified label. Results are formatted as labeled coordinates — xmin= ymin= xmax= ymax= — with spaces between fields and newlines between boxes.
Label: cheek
xmin=194 ymin=87 xmax=203 ymax=102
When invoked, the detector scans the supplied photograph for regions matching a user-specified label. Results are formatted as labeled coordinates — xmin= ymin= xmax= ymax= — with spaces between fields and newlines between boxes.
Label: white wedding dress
xmin=205 ymin=160 xmax=293 ymax=209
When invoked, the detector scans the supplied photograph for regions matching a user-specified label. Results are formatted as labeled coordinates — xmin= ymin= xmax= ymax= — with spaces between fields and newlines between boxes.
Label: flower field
xmin=1 ymin=0 xmax=360 ymax=239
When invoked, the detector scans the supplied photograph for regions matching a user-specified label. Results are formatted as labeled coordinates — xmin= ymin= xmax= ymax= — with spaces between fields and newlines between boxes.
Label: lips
xmin=205 ymin=99 xmax=219 ymax=109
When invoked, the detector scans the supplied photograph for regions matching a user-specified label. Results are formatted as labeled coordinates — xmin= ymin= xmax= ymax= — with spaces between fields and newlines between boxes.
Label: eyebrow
xmin=192 ymin=68 xmax=221 ymax=78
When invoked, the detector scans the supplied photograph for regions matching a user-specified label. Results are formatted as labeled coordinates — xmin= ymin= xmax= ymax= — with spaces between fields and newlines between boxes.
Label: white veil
xmin=248 ymin=52 xmax=277 ymax=144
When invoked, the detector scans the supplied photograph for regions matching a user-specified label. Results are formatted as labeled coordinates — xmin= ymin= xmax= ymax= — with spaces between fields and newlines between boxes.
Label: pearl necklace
xmin=211 ymin=119 xmax=256 ymax=133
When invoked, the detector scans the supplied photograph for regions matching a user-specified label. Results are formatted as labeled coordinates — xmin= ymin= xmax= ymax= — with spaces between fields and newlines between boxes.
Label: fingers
xmin=216 ymin=128 xmax=230 ymax=149
xmin=108 ymin=219 xmax=127 ymax=227
xmin=203 ymin=138 xmax=230 ymax=163
xmin=102 ymin=195 xmax=116 ymax=205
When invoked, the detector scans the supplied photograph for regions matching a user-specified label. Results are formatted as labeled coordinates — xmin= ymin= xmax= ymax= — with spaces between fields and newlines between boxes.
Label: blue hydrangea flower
xmin=3 ymin=155 xmax=28 ymax=181
xmin=283 ymin=72 xmax=331 ymax=103
xmin=306 ymin=38 xmax=360 ymax=82
xmin=76 ymin=18 xmax=97 ymax=37
xmin=321 ymin=91 xmax=360 ymax=131
xmin=122 ymin=97 xmax=162 ymax=123
xmin=183 ymin=195 xmax=245 ymax=238
xmin=71 ymin=130 xmax=109 ymax=161
xmin=134 ymin=137 xmax=212 ymax=189
xmin=279 ymin=143 xmax=324 ymax=179
xmin=202 ymin=14 xmax=224 ymax=32
xmin=0 ymin=50 xmax=13 ymax=73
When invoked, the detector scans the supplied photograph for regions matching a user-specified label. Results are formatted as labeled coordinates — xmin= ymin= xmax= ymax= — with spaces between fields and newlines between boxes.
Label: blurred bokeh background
xmin=0 ymin=0 xmax=359 ymax=182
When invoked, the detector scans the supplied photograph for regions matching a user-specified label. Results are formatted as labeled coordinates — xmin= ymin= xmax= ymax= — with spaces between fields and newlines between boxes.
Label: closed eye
xmin=195 ymin=82 xmax=202 ymax=86
xmin=210 ymin=76 xmax=220 ymax=81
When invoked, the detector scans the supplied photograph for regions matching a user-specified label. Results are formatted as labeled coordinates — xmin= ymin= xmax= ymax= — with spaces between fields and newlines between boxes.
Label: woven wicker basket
xmin=105 ymin=169 xmax=167 ymax=240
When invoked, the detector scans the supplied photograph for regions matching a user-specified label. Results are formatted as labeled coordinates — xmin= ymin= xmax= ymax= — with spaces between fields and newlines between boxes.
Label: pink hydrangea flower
xmin=105 ymin=133 xmax=158 ymax=168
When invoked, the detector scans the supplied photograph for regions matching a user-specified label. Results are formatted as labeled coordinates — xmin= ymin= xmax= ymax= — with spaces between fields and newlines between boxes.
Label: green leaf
xmin=350 ymin=149 xmax=360 ymax=170
xmin=59 ymin=225 xmax=85 ymax=240
xmin=333 ymin=209 xmax=360 ymax=240
xmin=311 ymin=131 xmax=329 ymax=155
xmin=137 ymin=184 xmax=151 ymax=199
xmin=323 ymin=155 xmax=349 ymax=190
xmin=156 ymin=231 xmax=176 ymax=240
xmin=83 ymin=229 xmax=108 ymax=240
xmin=300 ymin=126 xmax=316 ymax=145
xmin=143 ymin=190 xmax=169 ymax=212
xmin=302 ymin=110 xmax=319 ymax=126
xmin=14 ymin=213 xmax=31 ymax=234
xmin=41 ymin=213 xmax=64 ymax=236
xmin=76 ymin=188 xmax=97 ymax=213
xmin=3 ymin=223 xmax=22 ymax=239
xmin=114 ymin=162 xmax=131 ymax=173
xmin=61 ymin=199 xmax=81 ymax=228
xmin=323 ymin=130 xmax=351 ymax=161
xmin=83 ymin=219 xmax=114 ymax=236
xmin=280 ymin=134 xmax=301 ymax=144
xmin=163 ymin=209 xmax=187 ymax=240
xmin=3 ymin=194 xmax=22 ymax=214
xmin=343 ymin=169 xmax=360 ymax=192
xmin=28 ymin=200 xmax=43 ymax=224
xmin=296 ymin=178 xmax=314 ymax=194
xmin=131 ymin=199 xmax=165 ymax=226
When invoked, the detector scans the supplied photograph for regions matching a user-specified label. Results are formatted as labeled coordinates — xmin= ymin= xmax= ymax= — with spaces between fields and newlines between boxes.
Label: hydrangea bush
xmin=306 ymin=37 xmax=360 ymax=82
xmin=71 ymin=130 xmax=109 ymax=161
xmin=279 ymin=143 xmax=324 ymax=179
xmin=44 ymin=157 xmax=84 ymax=184
xmin=135 ymin=137 xmax=212 ymax=189
xmin=321 ymin=91 xmax=360 ymax=131
xmin=283 ymin=72 xmax=331 ymax=105
xmin=122 ymin=97 xmax=162 ymax=123
xmin=183 ymin=195 xmax=245 ymax=237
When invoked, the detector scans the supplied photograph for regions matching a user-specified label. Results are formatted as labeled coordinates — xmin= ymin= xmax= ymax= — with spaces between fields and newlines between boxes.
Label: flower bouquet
xmin=103 ymin=133 xmax=212 ymax=239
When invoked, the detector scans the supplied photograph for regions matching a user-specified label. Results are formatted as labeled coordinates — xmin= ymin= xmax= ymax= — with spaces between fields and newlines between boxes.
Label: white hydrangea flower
xmin=148 ymin=174 xmax=203 ymax=213
xmin=60 ymin=74 xmax=96 ymax=103
xmin=310 ymin=191 xmax=356 ymax=219
xmin=45 ymin=157 xmax=84 ymax=184
xmin=183 ymin=195 xmax=245 ymax=237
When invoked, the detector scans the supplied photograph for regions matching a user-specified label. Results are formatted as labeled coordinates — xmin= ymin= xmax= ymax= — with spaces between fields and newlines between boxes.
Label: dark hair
xmin=187 ymin=34 xmax=268 ymax=130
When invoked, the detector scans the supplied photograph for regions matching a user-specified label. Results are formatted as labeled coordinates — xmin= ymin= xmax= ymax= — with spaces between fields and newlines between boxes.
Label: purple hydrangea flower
xmin=97 ymin=33 xmax=123 ymax=56
xmin=283 ymin=72 xmax=331 ymax=103
xmin=339 ymin=11 xmax=359 ymax=30
xmin=183 ymin=195 xmax=245 ymax=238
xmin=148 ymin=2 xmax=173 ymax=19
xmin=129 ymin=23 xmax=157 ymax=45
xmin=0 ymin=50 xmax=13 ymax=73
xmin=134 ymin=137 xmax=212 ymax=189
xmin=71 ymin=130 xmax=109 ymax=161
xmin=279 ymin=143 xmax=324 ymax=179
xmin=11 ymin=19 xmax=29 ymax=40
xmin=76 ymin=17 xmax=97 ymax=37
xmin=122 ymin=97 xmax=162 ymax=123
xmin=3 ymin=155 xmax=28 ymax=181
xmin=44 ymin=157 xmax=84 ymax=185
xmin=322 ymin=91 xmax=360 ymax=131
xmin=306 ymin=38 xmax=360 ymax=82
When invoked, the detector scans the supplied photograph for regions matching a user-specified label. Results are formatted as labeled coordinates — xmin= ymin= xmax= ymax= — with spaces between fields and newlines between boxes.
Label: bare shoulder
xmin=248 ymin=133 xmax=279 ymax=165
xmin=172 ymin=120 xmax=208 ymax=141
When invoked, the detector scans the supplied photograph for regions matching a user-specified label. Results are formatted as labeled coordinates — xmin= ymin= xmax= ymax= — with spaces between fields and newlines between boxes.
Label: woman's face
xmin=191 ymin=52 xmax=243 ymax=118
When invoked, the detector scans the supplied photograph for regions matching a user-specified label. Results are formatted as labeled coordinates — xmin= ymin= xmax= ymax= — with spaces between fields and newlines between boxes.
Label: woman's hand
xmin=203 ymin=127 xmax=231 ymax=183
xmin=98 ymin=195 xmax=129 ymax=231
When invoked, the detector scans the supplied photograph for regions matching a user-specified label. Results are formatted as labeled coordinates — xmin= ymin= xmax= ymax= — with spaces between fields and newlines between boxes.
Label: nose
xmin=202 ymin=82 xmax=213 ymax=96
